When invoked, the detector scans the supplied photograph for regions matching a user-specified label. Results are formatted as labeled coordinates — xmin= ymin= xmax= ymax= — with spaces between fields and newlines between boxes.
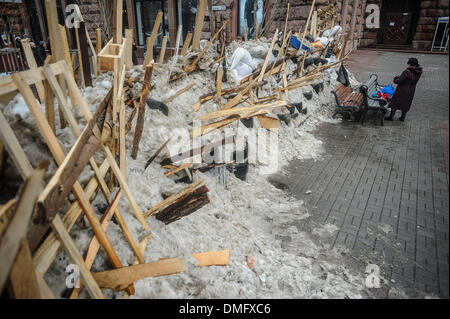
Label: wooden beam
xmin=0 ymin=162 xmax=47 ymax=293
xmin=143 ymin=11 xmax=163 ymax=66
xmin=92 ymin=258 xmax=186 ymax=291
xmin=52 ymin=215 xmax=104 ymax=299
xmin=96 ymin=28 xmax=102 ymax=55
xmin=20 ymin=39 xmax=45 ymax=102
xmin=283 ymin=3 xmax=290 ymax=41
xmin=200 ymin=100 xmax=287 ymax=121
xmin=163 ymin=83 xmax=196 ymax=104
xmin=192 ymin=0 xmax=207 ymax=51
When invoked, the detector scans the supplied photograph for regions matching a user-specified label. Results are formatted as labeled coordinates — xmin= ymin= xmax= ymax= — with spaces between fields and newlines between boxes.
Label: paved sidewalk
xmin=283 ymin=51 xmax=449 ymax=298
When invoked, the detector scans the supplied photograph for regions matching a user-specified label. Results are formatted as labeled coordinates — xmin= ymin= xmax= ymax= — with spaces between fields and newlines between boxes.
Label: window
xmin=239 ymin=0 xmax=263 ymax=38
xmin=135 ymin=0 xmax=168 ymax=46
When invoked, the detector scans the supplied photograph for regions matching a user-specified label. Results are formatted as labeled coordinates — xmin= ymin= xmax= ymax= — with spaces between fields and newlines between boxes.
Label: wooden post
xmin=243 ymin=27 xmax=248 ymax=41
xmin=35 ymin=0 xmax=48 ymax=44
xmin=192 ymin=0 xmax=207 ymax=51
xmin=126 ymin=0 xmax=136 ymax=41
xmin=311 ymin=10 xmax=318 ymax=39
xmin=78 ymin=22 xmax=93 ymax=87
xmin=143 ymin=11 xmax=163 ymax=66
xmin=114 ymin=0 xmax=124 ymax=44
xmin=158 ymin=36 xmax=168 ymax=64
xmin=131 ymin=61 xmax=154 ymax=159
xmin=96 ymin=28 xmax=102 ymax=55
xmin=207 ymin=0 xmax=216 ymax=37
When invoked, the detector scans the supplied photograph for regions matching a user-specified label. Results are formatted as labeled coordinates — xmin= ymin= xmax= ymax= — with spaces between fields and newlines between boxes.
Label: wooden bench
xmin=331 ymin=74 xmax=389 ymax=126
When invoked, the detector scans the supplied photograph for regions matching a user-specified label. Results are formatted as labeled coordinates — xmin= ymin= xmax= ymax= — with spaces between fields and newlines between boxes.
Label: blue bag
xmin=372 ymin=84 xmax=394 ymax=98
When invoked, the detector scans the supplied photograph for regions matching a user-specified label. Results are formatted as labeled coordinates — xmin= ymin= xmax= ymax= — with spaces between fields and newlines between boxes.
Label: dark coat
xmin=390 ymin=66 xmax=423 ymax=112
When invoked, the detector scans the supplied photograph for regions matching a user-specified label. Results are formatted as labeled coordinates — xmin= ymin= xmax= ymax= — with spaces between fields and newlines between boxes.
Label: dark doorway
xmin=378 ymin=0 xmax=421 ymax=46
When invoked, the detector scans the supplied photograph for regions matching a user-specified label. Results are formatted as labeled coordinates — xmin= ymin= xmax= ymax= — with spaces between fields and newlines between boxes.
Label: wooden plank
xmin=200 ymin=100 xmax=287 ymax=121
xmin=158 ymin=36 xmax=168 ymax=64
xmin=92 ymin=258 xmax=186 ymax=291
xmin=180 ymin=32 xmax=192 ymax=56
xmin=143 ymin=11 xmax=163 ymax=66
xmin=257 ymin=28 xmax=279 ymax=82
xmin=191 ymin=249 xmax=230 ymax=267
xmin=131 ymin=61 xmax=154 ymax=159
xmin=0 ymin=200 xmax=16 ymax=237
xmin=0 ymin=162 xmax=47 ymax=292
xmin=144 ymin=136 xmax=173 ymax=170
xmin=125 ymin=29 xmax=134 ymax=69
xmin=192 ymin=0 xmax=207 ymax=51
xmin=144 ymin=180 xmax=204 ymax=218
xmin=257 ymin=115 xmax=281 ymax=130
xmin=8 ymin=239 xmax=42 ymax=299
xmin=311 ymin=10 xmax=318 ymax=39
xmin=298 ymin=0 xmax=316 ymax=60
xmin=0 ymin=110 xmax=34 ymax=180
xmin=20 ymin=39 xmax=45 ymax=102
xmin=243 ymin=27 xmax=248 ymax=41
xmin=74 ymin=27 xmax=85 ymax=87
xmin=37 ymin=122 xmax=99 ymax=221
xmin=163 ymin=83 xmax=196 ymax=104
xmin=45 ymin=0 xmax=64 ymax=63
xmin=52 ymin=215 xmax=104 ymax=299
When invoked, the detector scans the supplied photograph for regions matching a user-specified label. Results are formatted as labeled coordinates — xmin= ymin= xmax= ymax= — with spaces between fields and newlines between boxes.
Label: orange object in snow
xmin=245 ymin=256 xmax=255 ymax=269
xmin=191 ymin=249 xmax=230 ymax=267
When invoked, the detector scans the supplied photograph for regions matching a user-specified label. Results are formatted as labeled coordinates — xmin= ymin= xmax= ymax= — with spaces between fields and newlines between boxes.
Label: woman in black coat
xmin=386 ymin=58 xmax=423 ymax=121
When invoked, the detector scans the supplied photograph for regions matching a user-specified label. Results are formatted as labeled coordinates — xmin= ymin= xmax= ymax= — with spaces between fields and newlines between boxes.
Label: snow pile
xmin=0 ymin=38 xmax=393 ymax=299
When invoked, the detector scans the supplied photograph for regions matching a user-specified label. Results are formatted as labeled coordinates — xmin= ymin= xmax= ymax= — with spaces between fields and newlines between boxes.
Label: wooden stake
xmin=125 ymin=29 xmax=134 ymax=69
xmin=78 ymin=21 xmax=93 ymax=87
xmin=180 ymin=32 xmax=192 ymax=56
xmin=143 ymin=11 xmax=163 ymax=66
xmin=283 ymin=3 xmax=291 ymax=41
xmin=257 ymin=28 xmax=279 ymax=82
xmin=158 ymin=36 xmax=168 ymax=64
xmin=131 ymin=61 xmax=154 ymax=159
xmin=243 ymin=27 xmax=248 ymax=41
xmin=217 ymin=65 xmax=223 ymax=107
xmin=192 ymin=0 xmax=207 ymax=51
xmin=113 ymin=0 xmax=123 ymax=44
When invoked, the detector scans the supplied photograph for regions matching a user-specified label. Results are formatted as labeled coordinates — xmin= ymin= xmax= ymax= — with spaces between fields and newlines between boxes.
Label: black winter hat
xmin=407 ymin=58 xmax=420 ymax=67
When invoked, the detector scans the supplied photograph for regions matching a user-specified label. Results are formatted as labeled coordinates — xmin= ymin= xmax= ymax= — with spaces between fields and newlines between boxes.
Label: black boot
xmin=399 ymin=111 xmax=407 ymax=122
xmin=385 ymin=109 xmax=396 ymax=121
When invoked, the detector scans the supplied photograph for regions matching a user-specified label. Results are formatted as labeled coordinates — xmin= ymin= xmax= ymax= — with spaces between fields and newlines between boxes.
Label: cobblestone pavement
xmin=281 ymin=51 xmax=449 ymax=298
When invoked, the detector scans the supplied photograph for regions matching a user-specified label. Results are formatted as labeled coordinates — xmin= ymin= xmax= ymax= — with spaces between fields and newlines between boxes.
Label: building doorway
xmin=378 ymin=0 xmax=421 ymax=46
xmin=238 ymin=0 xmax=263 ymax=39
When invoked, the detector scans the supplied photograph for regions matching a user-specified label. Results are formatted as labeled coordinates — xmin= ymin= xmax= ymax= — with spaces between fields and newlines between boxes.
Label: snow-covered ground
xmin=1 ymin=38 xmax=401 ymax=299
